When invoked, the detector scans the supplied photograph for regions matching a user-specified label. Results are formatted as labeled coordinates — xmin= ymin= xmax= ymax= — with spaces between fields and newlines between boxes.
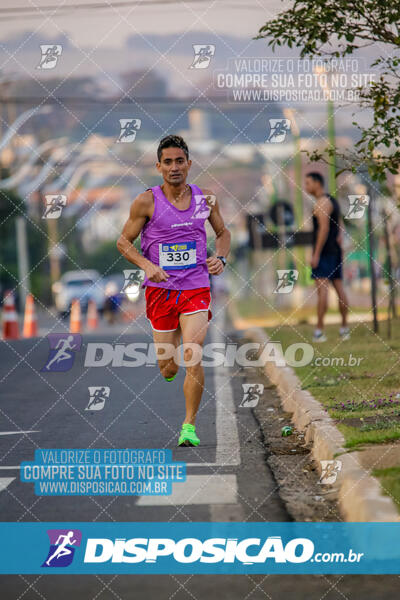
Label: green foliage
xmin=0 ymin=186 xmax=49 ymax=300
xmin=256 ymin=1 xmax=400 ymax=180
xmin=0 ymin=187 xmax=25 ymax=289
xmin=264 ymin=319 xmax=400 ymax=447
xmin=373 ymin=467 xmax=400 ymax=508
xmin=84 ymin=240 xmax=125 ymax=276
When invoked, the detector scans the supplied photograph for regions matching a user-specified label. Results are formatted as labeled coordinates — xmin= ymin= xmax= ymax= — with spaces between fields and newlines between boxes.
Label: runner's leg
xmin=179 ymin=311 xmax=209 ymax=425
xmin=315 ymin=278 xmax=329 ymax=330
xmin=331 ymin=278 xmax=349 ymax=327
xmin=152 ymin=327 xmax=181 ymax=380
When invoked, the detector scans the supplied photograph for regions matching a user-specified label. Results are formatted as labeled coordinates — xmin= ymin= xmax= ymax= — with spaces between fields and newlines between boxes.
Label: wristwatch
xmin=217 ymin=256 xmax=226 ymax=267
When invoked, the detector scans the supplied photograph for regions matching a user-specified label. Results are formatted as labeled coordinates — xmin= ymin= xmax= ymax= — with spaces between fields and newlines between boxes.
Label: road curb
xmin=243 ymin=326 xmax=400 ymax=522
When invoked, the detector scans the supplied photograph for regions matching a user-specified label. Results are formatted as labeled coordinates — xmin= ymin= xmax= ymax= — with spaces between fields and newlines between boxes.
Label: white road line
xmin=186 ymin=308 xmax=240 ymax=468
xmin=0 ymin=477 xmax=15 ymax=492
xmin=136 ymin=474 xmax=238 ymax=506
xmin=214 ymin=364 xmax=241 ymax=467
xmin=0 ymin=430 xmax=40 ymax=436
xmin=212 ymin=307 xmax=240 ymax=466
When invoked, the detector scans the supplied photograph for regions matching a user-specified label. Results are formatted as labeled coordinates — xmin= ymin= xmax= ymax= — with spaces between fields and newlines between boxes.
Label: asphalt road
xmin=0 ymin=306 xmax=398 ymax=598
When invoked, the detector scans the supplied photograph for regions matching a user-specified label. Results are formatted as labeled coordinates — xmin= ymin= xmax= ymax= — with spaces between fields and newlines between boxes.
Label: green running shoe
xmin=178 ymin=423 xmax=200 ymax=447
xmin=165 ymin=373 xmax=177 ymax=382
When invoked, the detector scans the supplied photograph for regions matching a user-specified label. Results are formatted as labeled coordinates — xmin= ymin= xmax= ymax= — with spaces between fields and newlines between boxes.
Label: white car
xmin=52 ymin=270 xmax=105 ymax=317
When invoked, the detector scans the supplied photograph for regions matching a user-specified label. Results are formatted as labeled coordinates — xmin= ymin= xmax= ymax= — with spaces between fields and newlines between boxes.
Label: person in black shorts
xmin=305 ymin=172 xmax=349 ymax=342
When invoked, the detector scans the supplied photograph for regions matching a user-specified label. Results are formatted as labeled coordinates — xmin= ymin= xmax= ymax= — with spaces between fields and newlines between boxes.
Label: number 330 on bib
xmin=159 ymin=241 xmax=197 ymax=270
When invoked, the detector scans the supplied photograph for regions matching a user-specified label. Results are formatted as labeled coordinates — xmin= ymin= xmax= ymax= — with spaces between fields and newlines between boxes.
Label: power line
xmin=0 ymin=0 xmax=222 ymax=15
xmin=0 ymin=0 xmax=258 ymax=20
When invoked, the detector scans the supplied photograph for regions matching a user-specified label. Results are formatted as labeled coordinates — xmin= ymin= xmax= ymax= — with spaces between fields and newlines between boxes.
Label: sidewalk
xmin=229 ymin=301 xmax=400 ymax=520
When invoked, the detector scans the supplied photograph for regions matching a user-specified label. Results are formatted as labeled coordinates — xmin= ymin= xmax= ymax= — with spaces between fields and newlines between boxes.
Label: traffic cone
xmin=69 ymin=298 xmax=81 ymax=333
xmin=23 ymin=293 xmax=38 ymax=338
xmin=2 ymin=290 xmax=19 ymax=340
xmin=86 ymin=299 xmax=98 ymax=330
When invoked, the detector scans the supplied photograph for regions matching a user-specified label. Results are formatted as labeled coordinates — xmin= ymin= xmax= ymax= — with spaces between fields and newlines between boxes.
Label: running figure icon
xmin=86 ymin=386 xmax=110 ymax=411
xmin=45 ymin=531 xmax=77 ymax=566
xmin=37 ymin=45 xmax=61 ymax=69
xmin=275 ymin=270 xmax=297 ymax=293
xmin=45 ymin=335 xmax=76 ymax=371
xmin=43 ymin=194 xmax=66 ymax=219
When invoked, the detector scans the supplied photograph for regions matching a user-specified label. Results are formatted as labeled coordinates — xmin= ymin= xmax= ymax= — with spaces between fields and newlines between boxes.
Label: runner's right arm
xmin=117 ymin=192 xmax=169 ymax=283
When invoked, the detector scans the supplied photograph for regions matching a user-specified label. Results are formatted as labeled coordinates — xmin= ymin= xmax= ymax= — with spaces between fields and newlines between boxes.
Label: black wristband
xmin=217 ymin=256 xmax=226 ymax=267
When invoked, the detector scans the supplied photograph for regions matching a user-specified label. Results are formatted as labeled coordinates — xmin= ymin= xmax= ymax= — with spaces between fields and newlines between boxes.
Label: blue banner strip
xmin=0 ymin=522 xmax=399 ymax=574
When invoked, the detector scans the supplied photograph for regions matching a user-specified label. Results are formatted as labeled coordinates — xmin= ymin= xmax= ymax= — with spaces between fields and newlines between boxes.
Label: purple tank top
xmin=141 ymin=184 xmax=211 ymax=290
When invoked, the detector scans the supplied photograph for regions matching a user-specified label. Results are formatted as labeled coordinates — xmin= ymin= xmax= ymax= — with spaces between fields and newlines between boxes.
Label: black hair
xmin=157 ymin=135 xmax=189 ymax=162
xmin=306 ymin=172 xmax=324 ymax=186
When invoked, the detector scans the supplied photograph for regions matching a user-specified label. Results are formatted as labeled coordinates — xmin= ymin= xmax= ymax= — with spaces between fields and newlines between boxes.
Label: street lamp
xmin=0 ymin=139 xmax=64 ymax=190
xmin=0 ymin=105 xmax=51 ymax=153
xmin=0 ymin=103 xmax=52 ymax=308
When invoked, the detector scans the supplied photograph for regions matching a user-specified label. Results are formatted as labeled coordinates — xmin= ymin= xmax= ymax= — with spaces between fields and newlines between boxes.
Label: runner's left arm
xmin=204 ymin=190 xmax=231 ymax=275
xmin=336 ymin=213 xmax=344 ymax=248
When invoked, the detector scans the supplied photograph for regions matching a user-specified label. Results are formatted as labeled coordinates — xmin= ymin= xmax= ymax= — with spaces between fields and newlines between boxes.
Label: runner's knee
xmin=182 ymin=342 xmax=203 ymax=366
xmin=159 ymin=361 xmax=178 ymax=379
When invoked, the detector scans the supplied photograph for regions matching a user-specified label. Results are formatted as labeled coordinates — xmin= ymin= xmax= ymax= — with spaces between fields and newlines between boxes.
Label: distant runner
xmin=117 ymin=135 xmax=231 ymax=446
xmin=305 ymin=172 xmax=349 ymax=342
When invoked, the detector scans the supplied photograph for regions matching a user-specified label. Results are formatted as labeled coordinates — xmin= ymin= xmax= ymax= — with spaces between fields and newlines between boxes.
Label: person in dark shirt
xmin=305 ymin=172 xmax=349 ymax=342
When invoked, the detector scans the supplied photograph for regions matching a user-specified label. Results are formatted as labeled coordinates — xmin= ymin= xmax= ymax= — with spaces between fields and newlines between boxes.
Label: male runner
xmin=305 ymin=172 xmax=349 ymax=342
xmin=117 ymin=135 xmax=230 ymax=446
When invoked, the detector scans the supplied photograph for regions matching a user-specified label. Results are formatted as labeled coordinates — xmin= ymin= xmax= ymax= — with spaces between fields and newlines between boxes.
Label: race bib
xmin=159 ymin=241 xmax=197 ymax=270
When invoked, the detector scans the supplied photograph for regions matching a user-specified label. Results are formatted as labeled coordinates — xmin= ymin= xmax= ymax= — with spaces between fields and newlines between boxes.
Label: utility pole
xmin=366 ymin=183 xmax=378 ymax=333
xmin=327 ymin=99 xmax=337 ymax=198
xmin=382 ymin=204 xmax=396 ymax=337
xmin=15 ymin=216 xmax=30 ymax=310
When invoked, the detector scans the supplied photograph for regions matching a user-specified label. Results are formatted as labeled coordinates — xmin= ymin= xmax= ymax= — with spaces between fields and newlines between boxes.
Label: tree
xmin=256 ymin=1 xmax=400 ymax=182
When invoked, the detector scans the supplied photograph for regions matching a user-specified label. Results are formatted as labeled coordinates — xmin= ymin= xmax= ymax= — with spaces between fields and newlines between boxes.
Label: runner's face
xmin=305 ymin=176 xmax=319 ymax=196
xmin=157 ymin=147 xmax=191 ymax=185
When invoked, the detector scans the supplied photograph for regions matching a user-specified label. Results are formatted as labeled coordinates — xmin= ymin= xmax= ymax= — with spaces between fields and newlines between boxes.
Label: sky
xmin=0 ymin=0 xmax=286 ymax=48
xmin=0 ymin=0 xmax=375 ymax=134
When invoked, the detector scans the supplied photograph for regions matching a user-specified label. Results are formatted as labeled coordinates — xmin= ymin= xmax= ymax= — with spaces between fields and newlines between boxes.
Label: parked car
xmin=52 ymin=270 xmax=105 ymax=317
